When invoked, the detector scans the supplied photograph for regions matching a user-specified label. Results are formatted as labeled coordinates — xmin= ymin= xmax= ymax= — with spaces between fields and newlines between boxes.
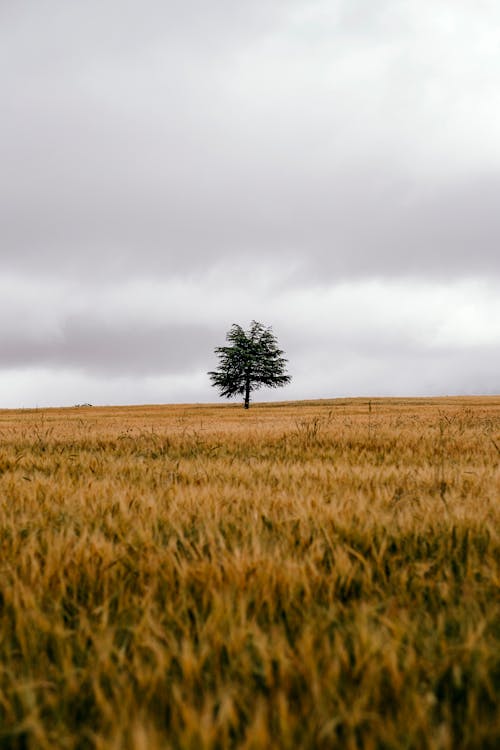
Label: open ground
xmin=0 ymin=396 xmax=499 ymax=749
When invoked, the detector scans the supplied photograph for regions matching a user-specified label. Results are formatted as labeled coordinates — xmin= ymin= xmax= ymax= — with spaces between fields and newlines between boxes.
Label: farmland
xmin=0 ymin=396 xmax=499 ymax=749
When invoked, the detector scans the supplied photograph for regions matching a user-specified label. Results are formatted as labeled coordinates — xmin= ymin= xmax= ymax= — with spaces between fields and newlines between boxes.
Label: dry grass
xmin=0 ymin=396 xmax=499 ymax=749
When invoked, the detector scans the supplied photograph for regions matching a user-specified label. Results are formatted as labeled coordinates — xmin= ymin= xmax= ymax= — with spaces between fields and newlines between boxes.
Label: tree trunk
xmin=244 ymin=377 xmax=250 ymax=409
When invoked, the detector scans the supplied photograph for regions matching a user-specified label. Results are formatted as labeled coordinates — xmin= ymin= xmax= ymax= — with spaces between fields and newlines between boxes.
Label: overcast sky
xmin=1 ymin=0 xmax=499 ymax=407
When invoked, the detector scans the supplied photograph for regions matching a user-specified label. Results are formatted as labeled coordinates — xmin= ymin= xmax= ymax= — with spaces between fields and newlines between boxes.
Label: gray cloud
xmin=2 ymin=1 xmax=500 ymax=281
xmin=0 ymin=318 xmax=215 ymax=376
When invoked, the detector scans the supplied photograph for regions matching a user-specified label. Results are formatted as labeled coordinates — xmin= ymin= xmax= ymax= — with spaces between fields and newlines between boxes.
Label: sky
xmin=1 ymin=0 xmax=499 ymax=408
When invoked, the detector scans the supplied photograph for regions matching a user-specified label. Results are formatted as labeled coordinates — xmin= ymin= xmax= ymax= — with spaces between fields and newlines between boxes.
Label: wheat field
xmin=0 ymin=396 xmax=499 ymax=749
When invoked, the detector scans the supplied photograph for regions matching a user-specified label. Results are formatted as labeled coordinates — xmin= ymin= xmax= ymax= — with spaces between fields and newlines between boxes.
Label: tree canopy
xmin=208 ymin=321 xmax=291 ymax=409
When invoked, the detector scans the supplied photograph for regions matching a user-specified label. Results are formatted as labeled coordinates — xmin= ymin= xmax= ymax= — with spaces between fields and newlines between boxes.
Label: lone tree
xmin=208 ymin=321 xmax=291 ymax=409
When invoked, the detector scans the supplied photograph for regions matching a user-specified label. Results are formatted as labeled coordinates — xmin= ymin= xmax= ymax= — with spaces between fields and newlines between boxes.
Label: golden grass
xmin=0 ymin=396 xmax=499 ymax=749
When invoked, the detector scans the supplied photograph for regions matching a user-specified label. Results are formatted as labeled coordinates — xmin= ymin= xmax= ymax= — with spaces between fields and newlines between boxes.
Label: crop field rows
xmin=0 ymin=397 xmax=499 ymax=749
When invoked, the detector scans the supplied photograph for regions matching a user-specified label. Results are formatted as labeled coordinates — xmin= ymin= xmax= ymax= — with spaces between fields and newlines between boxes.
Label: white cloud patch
xmin=0 ymin=368 xmax=208 ymax=410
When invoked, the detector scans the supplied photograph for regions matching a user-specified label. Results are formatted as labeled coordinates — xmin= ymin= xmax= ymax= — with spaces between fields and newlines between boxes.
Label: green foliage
xmin=208 ymin=321 xmax=291 ymax=408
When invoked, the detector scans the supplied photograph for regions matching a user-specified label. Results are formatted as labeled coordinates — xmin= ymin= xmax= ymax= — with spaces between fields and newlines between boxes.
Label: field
xmin=0 ymin=396 xmax=499 ymax=749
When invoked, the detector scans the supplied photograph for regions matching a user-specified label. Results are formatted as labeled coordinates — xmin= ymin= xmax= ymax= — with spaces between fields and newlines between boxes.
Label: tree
xmin=208 ymin=321 xmax=291 ymax=409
